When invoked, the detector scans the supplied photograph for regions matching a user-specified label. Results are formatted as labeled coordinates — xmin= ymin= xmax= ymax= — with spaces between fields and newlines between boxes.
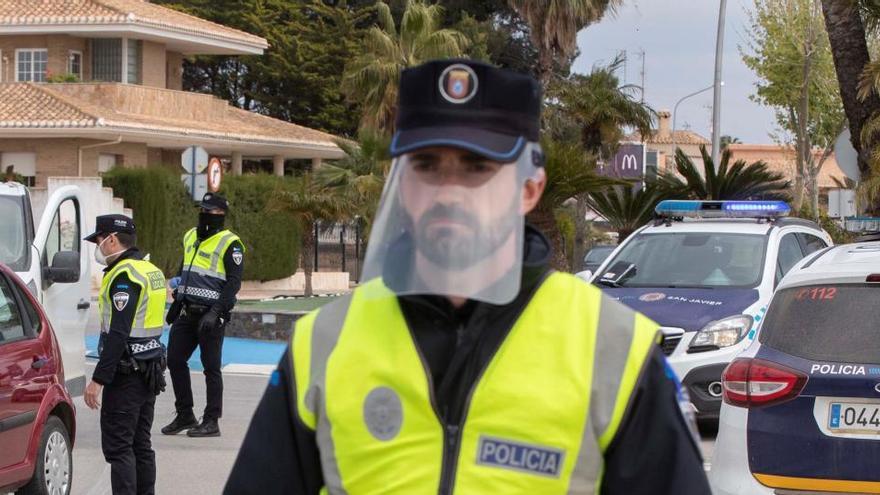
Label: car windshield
xmin=759 ymin=284 xmax=880 ymax=363
xmin=599 ymin=232 xmax=767 ymax=288
xmin=0 ymin=195 xmax=29 ymax=272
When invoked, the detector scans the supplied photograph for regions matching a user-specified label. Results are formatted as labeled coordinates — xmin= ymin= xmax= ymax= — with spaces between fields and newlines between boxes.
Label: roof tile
xmin=0 ymin=0 xmax=267 ymax=49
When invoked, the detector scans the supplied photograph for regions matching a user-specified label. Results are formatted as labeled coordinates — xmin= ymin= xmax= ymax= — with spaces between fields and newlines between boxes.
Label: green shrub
xmin=221 ymin=175 xmax=302 ymax=281
xmin=102 ymin=167 xmax=195 ymax=275
xmin=105 ymin=169 xmax=302 ymax=281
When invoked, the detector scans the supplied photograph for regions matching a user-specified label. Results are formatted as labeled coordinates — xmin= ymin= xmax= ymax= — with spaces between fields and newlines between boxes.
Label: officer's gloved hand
xmin=197 ymin=308 xmax=222 ymax=335
xmin=166 ymin=299 xmax=182 ymax=326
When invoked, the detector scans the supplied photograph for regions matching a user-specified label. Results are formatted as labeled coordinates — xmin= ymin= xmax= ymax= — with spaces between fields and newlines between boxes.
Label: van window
xmin=0 ymin=195 xmax=28 ymax=271
xmin=42 ymin=198 xmax=80 ymax=274
xmin=798 ymin=233 xmax=828 ymax=255
xmin=776 ymin=233 xmax=804 ymax=281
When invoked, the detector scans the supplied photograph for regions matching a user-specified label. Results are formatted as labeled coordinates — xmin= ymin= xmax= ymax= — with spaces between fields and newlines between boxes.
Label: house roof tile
xmin=627 ymin=130 xmax=711 ymax=145
xmin=0 ymin=0 xmax=267 ymax=50
xmin=0 ymin=83 xmax=340 ymax=153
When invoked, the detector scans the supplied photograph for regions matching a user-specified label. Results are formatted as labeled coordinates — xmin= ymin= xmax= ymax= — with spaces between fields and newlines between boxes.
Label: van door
xmin=33 ymin=186 xmax=89 ymax=396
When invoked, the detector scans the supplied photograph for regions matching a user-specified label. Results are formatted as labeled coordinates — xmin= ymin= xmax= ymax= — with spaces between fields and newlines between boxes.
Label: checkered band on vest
xmin=182 ymin=286 xmax=221 ymax=300
xmin=129 ymin=340 xmax=161 ymax=355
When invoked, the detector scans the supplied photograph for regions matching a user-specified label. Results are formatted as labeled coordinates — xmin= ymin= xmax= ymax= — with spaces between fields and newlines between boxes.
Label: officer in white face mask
xmin=84 ymin=214 xmax=167 ymax=495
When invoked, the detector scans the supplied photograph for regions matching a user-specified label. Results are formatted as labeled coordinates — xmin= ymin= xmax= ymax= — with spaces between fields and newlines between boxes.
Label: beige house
xmin=0 ymin=0 xmax=344 ymax=186
xmin=727 ymin=143 xmax=848 ymax=194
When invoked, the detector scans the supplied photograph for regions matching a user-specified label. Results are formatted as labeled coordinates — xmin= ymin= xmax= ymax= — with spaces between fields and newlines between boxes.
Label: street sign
xmin=207 ymin=157 xmax=222 ymax=192
xmin=834 ymin=129 xmax=860 ymax=182
xmin=180 ymin=146 xmax=209 ymax=174
xmin=181 ymin=174 xmax=208 ymax=200
xmin=599 ymin=143 xmax=645 ymax=179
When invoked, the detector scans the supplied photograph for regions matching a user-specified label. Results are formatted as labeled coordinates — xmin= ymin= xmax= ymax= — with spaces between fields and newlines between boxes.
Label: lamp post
xmin=673 ymin=84 xmax=715 ymax=135
xmin=711 ymin=0 xmax=728 ymax=164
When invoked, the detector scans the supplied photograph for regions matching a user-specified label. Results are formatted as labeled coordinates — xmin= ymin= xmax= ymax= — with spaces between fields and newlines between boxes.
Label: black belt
xmin=183 ymin=303 xmax=211 ymax=316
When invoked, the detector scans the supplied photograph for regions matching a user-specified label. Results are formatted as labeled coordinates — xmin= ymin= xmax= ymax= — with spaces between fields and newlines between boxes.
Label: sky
xmin=573 ymin=0 xmax=778 ymax=144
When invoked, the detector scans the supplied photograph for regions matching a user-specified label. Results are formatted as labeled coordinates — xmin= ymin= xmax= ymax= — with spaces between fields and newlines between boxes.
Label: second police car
xmin=585 ymin=200 xmax=832 ymax=425
xmin=710 ymin=241 xmax=880 ymax=494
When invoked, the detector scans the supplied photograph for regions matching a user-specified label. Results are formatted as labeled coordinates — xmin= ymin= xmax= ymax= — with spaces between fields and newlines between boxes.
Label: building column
xmin=273 ymin=155 xmax=285 ymax=177
xmin=311 ymin=157 xmax=323 ymax=170
xmin=232 ymin=151 xmax=243 ymax=176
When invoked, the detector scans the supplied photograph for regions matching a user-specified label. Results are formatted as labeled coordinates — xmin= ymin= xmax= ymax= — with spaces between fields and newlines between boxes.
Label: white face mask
xmin=94 ymin=234 xmax=124 ymax=266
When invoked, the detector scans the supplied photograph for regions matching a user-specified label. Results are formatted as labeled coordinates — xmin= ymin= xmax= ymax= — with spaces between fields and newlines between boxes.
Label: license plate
xmin=829 ymin=402 xmax=880 ymax=434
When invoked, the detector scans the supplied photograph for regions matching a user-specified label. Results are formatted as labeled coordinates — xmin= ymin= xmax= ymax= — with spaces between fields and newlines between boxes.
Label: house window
xmin=68 ymin=50 xmax=83 ymax=80
xmin=16 ymin=49 xmax=48 ymax=82
xmin=1 ymin=152 xmax=37 ymax=187
xmin=92 ymin=39 xmax=122 ymax=82
xmin=98 ymin=154 xmax=120 ymax=173
xmin=126 ymin=39 xmax=142 ymax=84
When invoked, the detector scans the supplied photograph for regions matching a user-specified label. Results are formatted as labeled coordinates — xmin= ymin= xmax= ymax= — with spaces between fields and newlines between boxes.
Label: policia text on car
xmin=163 ymin=193 xmax=244 ymax=438
xmin=83 ymin=214 xmax=166 ymax=495
xmin=226 ymin=60 xmax=710 ymax=494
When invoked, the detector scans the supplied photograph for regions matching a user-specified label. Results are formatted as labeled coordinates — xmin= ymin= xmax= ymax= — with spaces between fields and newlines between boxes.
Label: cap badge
xmin=439 ymin=64 xmax=478 ymax=104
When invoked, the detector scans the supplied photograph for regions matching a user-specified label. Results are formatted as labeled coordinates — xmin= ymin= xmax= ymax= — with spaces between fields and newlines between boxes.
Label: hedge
xmin=102 ymin=167 xmax=195 ymax=275
xmin=104 ymin=169 xmax=301 ymax=281
xmin=221 ymin=174 xmax=301 ymax=281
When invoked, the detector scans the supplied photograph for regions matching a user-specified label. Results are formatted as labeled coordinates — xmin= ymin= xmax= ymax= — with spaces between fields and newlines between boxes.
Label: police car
xmin=710 ymin=241 xmax=880 ymax=494
xmin=585 ymin=200 xmax=832 ymax=424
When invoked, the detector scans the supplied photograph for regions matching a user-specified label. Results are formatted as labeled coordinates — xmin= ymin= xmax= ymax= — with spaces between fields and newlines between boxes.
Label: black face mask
xmin=198 ymin=212 xmax=225 ymax=239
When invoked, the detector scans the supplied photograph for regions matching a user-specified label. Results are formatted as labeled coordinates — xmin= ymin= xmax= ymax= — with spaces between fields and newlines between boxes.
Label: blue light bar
xmin=655 ymin=200 xmax=791 ymax=219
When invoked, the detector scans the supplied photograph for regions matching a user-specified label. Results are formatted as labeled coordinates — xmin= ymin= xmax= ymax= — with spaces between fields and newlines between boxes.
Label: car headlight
xmin=688 ymin=315 xmax=753 ymax=352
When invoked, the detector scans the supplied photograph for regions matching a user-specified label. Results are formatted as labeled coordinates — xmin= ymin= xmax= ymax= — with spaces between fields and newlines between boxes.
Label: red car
xmin=0 ymin=263 xmax=75 ymax=495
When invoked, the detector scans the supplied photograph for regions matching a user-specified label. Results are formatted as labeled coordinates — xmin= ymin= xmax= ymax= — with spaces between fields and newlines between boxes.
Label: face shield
xmin=360 ymin=142 xmax=543 ymax=305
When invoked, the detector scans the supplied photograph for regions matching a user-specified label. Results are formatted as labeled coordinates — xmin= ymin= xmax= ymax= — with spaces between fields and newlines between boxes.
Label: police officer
xmin=226 ymin=60 xmax=710 ymax=494
xmin=84 ymin=214 xmax=166 ymax=495
xmin=162 ymin=193 xmax=244 ymax=438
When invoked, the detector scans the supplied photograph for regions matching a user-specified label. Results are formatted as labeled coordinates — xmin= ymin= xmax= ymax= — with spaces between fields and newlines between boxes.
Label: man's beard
xmin=413 ymin=199 xmax=519 ymax=270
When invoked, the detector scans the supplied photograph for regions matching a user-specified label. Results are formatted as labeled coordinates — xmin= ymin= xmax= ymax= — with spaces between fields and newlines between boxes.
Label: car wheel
xmin=16 ymin=416 xmax=71 ymax=495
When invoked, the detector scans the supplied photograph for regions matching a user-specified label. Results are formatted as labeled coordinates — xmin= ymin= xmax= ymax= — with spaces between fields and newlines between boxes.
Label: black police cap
xmin=197 ymin=193 xmax=229 ymax=212
xmin=84 ymin=214 xmax=135 ymax=242
xmin=390 ymin=59 xmax=542 ymax=163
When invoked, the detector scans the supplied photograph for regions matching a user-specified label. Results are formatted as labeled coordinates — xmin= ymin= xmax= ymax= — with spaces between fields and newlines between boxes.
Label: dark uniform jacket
xmin=225 ymin=227 xmax=711 ymax=494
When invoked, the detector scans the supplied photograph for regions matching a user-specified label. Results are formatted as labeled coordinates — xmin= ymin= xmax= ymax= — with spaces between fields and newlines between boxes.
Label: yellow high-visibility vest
xmin=290 ymin=272 xmax=659 ymax=495
xmin=178 ymin=228 xmax=243 ymax=305
xmin=99 ymin=258 xmax=166 ymax=339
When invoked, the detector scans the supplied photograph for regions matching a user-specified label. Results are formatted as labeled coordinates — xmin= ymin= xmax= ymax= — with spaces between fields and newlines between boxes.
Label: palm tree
xmin=316 ymin=130 xmax=391 ymax=231
xmin=342 ymin=0 xmax=468 ymax=132
xmin=269 ymin=174 xmax=345 ymax=296
xmin=585 ymin=184 xmax=665 ymax=242
xmin=508 ymin=0 xmax=622 ymax=87
xmin=555 ymin=55 xmax=655 ymax=160
xmin=533 ymin=138 xmax=620 ymax=270
xmin=659 ymin=146 xmax=791 ymax=201
xmin=546 ymin=55 xmax=653 ymax=265
xmin=720 ymin=135 xmax=742 ymax=149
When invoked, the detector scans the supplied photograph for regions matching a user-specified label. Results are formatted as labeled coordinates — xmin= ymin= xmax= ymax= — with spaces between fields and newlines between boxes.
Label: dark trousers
xmin=167 ymin=312 xmax=225 ymax=420
xmin=101 ymin=372 xmax=156 ymax=495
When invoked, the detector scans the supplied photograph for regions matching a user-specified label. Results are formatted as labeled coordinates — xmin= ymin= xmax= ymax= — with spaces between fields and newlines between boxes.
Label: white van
xmin=0 ymin=181 xmax=90 ymax=396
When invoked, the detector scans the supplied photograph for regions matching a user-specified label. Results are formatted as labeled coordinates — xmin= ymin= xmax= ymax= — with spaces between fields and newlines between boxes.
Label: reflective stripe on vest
xmin=178 ymin=228 xmax=242 ymax=304
xmin=99 ymin=258 xmax=166 ymax=339
xmin=290 ymin=272 xmax=659 ymax=495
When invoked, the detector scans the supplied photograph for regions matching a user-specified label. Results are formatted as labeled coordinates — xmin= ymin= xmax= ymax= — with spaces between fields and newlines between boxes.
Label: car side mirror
xmin=575 ymin=270 xmax=593 ymax=281
xmin=47 ymin=251 xmax=80 ymax=284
